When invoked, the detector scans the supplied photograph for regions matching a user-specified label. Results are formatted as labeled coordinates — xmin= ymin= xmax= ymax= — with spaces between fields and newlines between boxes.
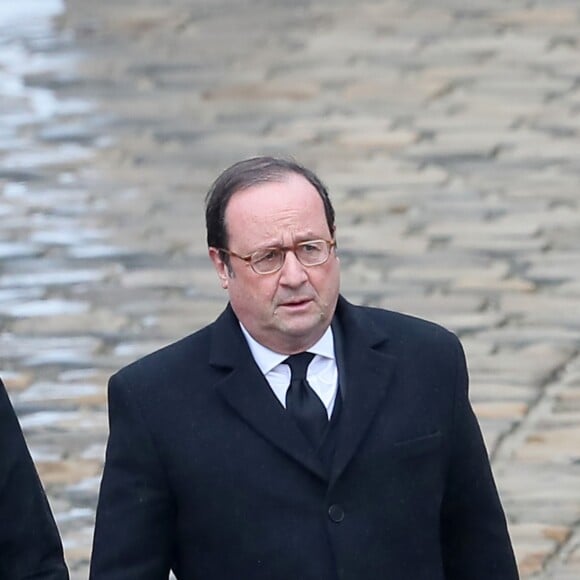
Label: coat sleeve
xmin=440 ymin=338 xmax=520 ymax=580
xmin=90 ymin=372 xmax=175 ymax=580
xmin=0 ymin=379 xmax=69 ymax=580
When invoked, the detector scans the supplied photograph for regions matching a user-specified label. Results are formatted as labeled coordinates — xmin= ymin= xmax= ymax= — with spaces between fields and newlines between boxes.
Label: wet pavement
xmin=1 ymin=0 xmax=580 ymax=578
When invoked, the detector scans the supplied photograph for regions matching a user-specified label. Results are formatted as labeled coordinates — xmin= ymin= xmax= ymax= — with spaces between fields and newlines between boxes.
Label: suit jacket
xmin=0 ymin=378 xmax=69 ymax=580
xmin=90 ymin=296 xmax=518 ymax=579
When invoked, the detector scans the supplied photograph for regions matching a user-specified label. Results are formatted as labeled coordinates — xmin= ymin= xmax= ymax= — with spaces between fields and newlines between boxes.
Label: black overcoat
xmin=90 ymin=296 xmax=518 ymax=579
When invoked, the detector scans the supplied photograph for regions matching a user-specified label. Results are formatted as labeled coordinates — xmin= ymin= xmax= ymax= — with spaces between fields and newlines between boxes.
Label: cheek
xmin=231 ymin=276 xmax=278 ymax=307
xmin=313 ymin=262 xmax=340 ymax=297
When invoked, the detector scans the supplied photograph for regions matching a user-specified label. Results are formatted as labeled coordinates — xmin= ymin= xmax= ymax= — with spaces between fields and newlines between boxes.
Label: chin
xmin=284 ymin=319 xmax=325 ymax=341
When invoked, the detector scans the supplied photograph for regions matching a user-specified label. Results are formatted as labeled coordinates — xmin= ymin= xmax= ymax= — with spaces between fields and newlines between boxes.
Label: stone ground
xmin=1 ymin=0 xmax=580 ymax=577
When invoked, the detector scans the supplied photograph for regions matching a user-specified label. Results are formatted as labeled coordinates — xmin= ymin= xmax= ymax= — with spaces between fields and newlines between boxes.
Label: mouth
xmin=279 ymin=298 xmax=313 ymax=310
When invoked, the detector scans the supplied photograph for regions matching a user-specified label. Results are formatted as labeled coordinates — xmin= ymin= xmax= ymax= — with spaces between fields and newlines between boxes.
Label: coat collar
xmin=209 ymin=297 xmax=396 ymax=484
xmin=329 ymin=296 xmax=396 ymax=484
xmin=209 ymin=306 xmax=328 ymax=480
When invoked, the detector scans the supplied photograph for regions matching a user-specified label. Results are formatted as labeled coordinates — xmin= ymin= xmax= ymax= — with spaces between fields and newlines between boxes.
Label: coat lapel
xmin=330 ymin=297 xmax=397 ymax=485
xmin=209 ymin=306 xmax=328 ymax=482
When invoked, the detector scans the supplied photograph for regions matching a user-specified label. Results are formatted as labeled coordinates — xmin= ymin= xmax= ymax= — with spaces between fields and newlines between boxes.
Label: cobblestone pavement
xmin=1 ymin=0 xmax=580 ymax=577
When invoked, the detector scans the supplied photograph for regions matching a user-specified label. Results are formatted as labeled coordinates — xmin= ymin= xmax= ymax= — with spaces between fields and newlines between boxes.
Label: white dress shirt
xmin=239 ymin=323 xmax=339 ymax=418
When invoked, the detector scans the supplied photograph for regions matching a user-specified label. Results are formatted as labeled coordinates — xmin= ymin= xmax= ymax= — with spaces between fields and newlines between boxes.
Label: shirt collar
xmin=239 ymin=322 xmax=335 ymax=376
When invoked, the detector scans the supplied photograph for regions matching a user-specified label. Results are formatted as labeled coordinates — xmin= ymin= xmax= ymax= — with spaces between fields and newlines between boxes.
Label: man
xmin=0 ymin=377 xmax=69 ymax=579
xmin=90 ymin=157 xmax=519 ymax=579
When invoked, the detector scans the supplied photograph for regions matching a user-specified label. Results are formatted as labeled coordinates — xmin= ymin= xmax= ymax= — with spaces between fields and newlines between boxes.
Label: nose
xmin=279 ymin=249 xmax=308 ymax=287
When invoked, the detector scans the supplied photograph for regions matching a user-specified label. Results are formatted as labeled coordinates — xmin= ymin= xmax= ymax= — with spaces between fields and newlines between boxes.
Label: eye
xmin=300 ymin=241 xmax=323 ymax=255
xmin=254 ymin=249 xmax=281 ymax=265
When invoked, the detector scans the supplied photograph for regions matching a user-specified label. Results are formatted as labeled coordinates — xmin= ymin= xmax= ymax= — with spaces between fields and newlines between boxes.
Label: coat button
xmin=328 ymin=504 xmax=345 ymax=523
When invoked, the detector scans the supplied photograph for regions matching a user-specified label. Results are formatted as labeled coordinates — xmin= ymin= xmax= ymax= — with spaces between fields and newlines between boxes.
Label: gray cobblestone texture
xmin=1 ymin=0 xmax=580 ymax=577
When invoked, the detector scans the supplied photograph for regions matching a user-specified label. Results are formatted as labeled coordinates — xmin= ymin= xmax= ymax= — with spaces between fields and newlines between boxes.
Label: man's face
xmin=209 ymin=172 xmax=340 ymax=355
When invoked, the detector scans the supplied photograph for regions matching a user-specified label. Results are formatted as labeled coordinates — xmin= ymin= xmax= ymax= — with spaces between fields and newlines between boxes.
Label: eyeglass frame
xmin=218 ymin=238 xmax=337 ymax=275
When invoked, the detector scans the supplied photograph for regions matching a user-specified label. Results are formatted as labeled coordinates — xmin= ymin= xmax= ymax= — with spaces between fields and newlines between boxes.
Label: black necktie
xmin=285 ymin=352 xmax=328 ymax=445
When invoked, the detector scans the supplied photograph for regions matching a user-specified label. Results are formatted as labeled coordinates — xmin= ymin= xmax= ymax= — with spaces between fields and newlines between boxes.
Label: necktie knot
xmin=285 ymin=352 xmax=315 ymax=382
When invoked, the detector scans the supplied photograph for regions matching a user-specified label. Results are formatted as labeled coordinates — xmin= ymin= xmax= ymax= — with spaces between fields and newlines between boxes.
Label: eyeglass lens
xmin=252 ymin=241 xmax=329 ymax=273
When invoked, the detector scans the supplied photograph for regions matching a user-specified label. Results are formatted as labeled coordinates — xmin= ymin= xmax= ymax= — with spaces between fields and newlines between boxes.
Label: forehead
xmin=225 ymin=173 xmax=328 ymax=234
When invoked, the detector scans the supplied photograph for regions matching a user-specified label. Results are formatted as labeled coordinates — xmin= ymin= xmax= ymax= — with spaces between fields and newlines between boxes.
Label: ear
xmin=208 ymin=247 xmax=230 ymax=289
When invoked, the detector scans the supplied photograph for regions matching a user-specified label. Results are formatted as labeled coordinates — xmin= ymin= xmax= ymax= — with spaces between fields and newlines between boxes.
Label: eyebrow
xmin=251 ymin=237 xmax=322 ymax=251
xmin=272 ymin=233 xmax=326 ymax=246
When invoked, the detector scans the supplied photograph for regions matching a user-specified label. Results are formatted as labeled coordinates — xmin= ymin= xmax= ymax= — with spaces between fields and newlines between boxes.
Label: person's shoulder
xmin=112 ymin=321 xmax=214 ymax=386
xmin=367 ymin=303 xmax=452 ymax=331
xmin=346 ymin=299 xmax=460 ymax=346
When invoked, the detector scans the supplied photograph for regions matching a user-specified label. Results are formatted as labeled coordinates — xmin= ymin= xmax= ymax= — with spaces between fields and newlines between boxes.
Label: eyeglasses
xmin=220 ymin=239 xmax=336 ymax=275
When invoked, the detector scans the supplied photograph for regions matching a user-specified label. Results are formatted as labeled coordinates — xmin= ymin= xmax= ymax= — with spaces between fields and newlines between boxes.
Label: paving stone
xmin=389 ymin=260 xmax=510 ymax=283
xmin=510 ymin=522 xmax=572 ymax=578
xmin=11 ymin=309 xmax=127 ymax=335
xmin=501 ymin=294 xmax=580 ymax=327
xmin=498 ymin=464 xmax=580 ymax=525
xmin=517 ymin=426 xmax=580 ymax=463
xmin=473 ymin=401 xmax=529 ymax=420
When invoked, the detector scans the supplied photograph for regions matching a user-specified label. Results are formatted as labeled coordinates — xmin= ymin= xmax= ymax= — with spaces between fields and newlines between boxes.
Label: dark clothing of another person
xmin=0 ymin=378 xmax=69 ymax=580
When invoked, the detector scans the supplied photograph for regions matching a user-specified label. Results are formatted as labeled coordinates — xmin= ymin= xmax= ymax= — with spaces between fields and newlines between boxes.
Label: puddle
xmin=2 ymin=298 xmax=89 ymax=317
xmin=0 ymin=0 xmax=64 ymax=31
xmin=0 ymin=269 xmax=107 ymax=288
